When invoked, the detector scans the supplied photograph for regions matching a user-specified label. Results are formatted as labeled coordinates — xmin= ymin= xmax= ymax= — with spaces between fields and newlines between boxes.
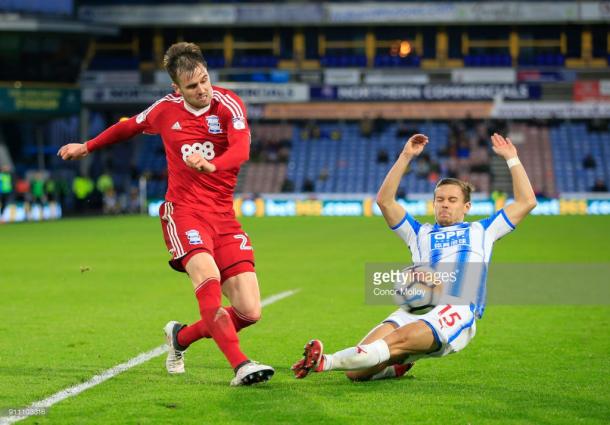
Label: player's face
xmin=433 ymin=184 xmax=471 ymax=226
xmin=173 ymin=64 xmax=212 ymax=109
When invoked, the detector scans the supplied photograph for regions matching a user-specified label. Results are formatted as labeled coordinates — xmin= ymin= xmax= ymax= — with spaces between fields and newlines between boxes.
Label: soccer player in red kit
xmin=57 ymin=42 xmax=274 ymax=386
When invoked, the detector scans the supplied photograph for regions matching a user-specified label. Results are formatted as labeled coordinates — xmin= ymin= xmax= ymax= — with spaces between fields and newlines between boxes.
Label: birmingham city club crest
xmin=206 ymin=115 xmax=222 ymax=134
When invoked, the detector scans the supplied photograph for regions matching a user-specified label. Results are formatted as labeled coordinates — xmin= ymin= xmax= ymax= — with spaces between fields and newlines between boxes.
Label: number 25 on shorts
xmin=438 ymin=304 xmax=462 ymax=329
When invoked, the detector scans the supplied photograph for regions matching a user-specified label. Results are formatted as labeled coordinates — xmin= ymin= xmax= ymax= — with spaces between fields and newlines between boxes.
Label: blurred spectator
xmin=97 ymin=171 xmax=114 ymax=194
xmin=126 ymin=187 xmax=141 ymax=213
xmin=457 ymin=141 xmax=470 ymax=159
xmin=415 ymin=154 xmax=431 ymax=178
xmin=396 ymin=120 xmax=409 ymax=138
xmin=582 ymin=154 xmax=596 ymax=169
xmin=360 ymin=115 xmax=373 ymax=138
xmin=302 ymin=178 xmax=315 ymax=192
xmin=318 ymin=167 xmax=329 ymax=182
xmin=30 ymin=172 xmax=46 ymax=205
xmin=44 ymin=177 xmax=57 ymax=202
xmin=330 ymin=128 xmax=342 ymax=141
xmin=280 ymin=178 xmax=294 ymax=193
xmin=278 ymin=138 xmax=292 ymax=162
xmin=464 ymin=113 xmax=475 ymax=131
xmin=301 ymin=120 xmax=321 ymax=140
xmin=15 ymin=176 xmax=31 ymax=203
xmin=377 ymin=149 xmax=389 ymax=164
xmin=591 ymin=178 xmax=608 ymax=192
xmin=72 ymin=174 xmax=94 ymax=213
xmin=103 ymin=188 xmax=120 ymax=214
xmin=372 ymin=115 xmax=385 ymax=135
xmin=588 ymin=118 xmax=608 ymax=133
xmin=469 ymin=146 xmax=491 ymax=173
xmin=0 ymin=165 xmax=14 ymax=213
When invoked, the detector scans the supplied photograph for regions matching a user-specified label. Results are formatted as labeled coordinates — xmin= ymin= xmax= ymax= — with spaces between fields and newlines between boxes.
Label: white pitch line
xmin=0 ymin=289 xmax=300 ymax=425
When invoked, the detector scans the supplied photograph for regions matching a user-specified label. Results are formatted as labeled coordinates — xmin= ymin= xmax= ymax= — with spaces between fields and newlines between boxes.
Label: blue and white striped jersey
xmin=391 ymin=209 xmax=515 ymax=318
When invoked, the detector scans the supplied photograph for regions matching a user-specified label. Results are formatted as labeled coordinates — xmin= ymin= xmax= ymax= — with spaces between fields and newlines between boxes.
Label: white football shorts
xmin=382 ymin=303 xmax=476 ymax=359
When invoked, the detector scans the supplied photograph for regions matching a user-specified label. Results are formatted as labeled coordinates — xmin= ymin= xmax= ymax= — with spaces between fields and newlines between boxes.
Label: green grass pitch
xmin=1 ymin=215 xmax=609 ymax=424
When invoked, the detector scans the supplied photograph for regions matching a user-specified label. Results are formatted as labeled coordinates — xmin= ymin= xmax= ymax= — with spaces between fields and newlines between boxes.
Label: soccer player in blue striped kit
xmin=293 ymin=133 xmax=537 ymax=381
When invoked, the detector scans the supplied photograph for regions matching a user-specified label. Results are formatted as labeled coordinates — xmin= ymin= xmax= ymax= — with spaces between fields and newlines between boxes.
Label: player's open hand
xmin=402 ymin=134 xmax=428 ymax=158
xmin=185 ymin=154 xmax=217 ymax=173
xmin=491 ymin=133 xmax=518 ymax=160
xmin=57 ymin=143 xmax=88 ymax=161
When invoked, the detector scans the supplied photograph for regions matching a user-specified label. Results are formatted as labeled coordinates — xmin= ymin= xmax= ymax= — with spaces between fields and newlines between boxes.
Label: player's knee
xmin=235 ymin=305 xmax=261 ymax=323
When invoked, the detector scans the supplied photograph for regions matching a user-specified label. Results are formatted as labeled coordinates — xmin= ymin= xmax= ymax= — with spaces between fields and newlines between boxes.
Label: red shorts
xmin=159 ymin=201 xmax=255 ymax=282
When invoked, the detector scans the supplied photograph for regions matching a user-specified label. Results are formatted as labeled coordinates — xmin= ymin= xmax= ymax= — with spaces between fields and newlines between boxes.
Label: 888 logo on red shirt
xmin=181 ymin=142 xmax=216 ymax=162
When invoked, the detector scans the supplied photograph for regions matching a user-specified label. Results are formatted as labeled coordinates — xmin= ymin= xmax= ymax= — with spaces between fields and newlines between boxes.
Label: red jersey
xmin=86 ymin=85 xmax=250 ymax=213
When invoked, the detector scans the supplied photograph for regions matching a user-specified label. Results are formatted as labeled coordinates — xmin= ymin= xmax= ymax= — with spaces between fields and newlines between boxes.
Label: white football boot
xmin=230 ymin=361 xmax=275 ymax=386
xmin=163 ymin=321 xmax=187 ymax=374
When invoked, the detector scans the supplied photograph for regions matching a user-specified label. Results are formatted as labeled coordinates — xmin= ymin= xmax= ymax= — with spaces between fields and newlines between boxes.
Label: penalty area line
xmin=0 ymin=289 xmax=300 ymax=425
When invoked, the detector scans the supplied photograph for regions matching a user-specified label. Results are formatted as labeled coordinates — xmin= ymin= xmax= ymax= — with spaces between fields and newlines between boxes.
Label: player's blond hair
xmin=434 ymin=178 xmax=475 ymax=203
xmin=163 ymin=42 xmax=208 ymax=84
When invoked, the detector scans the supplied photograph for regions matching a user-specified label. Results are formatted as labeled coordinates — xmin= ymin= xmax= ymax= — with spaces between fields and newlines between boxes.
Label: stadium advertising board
xmin=1 ymin=0 xmax=72 ymax=14
xmin=324 ymin=69 xmax=361 ymax=85
xmin=221 ymin=83 xmax=310 ymax=103
xmin=492 ymin=102 xmax=610 ymax=119
xmin=81 ymin=71 xmax=141 ymax=85
xmin=82 ymin=84 xmax=309 ymax=104
xmin=0 ymin=202 xmax=62 ymax=223
xmin=573 ymin=81 xmax=610 ymax=102
xmin=517 ymin=70 xmax=576 ymax=83
xmin=236 ymin=3 xmax=322 ymax=24
xmin=0 ymin=87 xmax=80 ymax=116
xmin=78 ymin=1 xmax=610 ymax=26
xmin=264 ymin=102 xmax=492 ymax=119
xmin=311 ymin=84 xmax=540 ymax=101
xmin=363 ymin=71 xmax=429 ymax=85
xmin=580 ymin=1 xmax=610 ymax=20
xmin=147 ymin=196 xmax=610 ymax=218
xmin=451 ymin=69 xmax=516 ymax=84
xmin=326 ymin=2 xmax=580 ymax=23
xmin=82 ymin=86 xmax=173 ymax=104
xmin=79 ymin=4 xmax=235 ymax=25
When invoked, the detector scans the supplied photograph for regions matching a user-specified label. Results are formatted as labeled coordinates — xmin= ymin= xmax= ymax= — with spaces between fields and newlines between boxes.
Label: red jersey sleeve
xmin=211 ymin=91 xmax=250 ymax=171
xmin=85 ymin=99 xmax=160 ymax=152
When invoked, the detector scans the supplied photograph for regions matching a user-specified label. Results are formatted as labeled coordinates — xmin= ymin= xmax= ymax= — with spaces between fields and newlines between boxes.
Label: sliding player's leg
xmin=293 ymin=321 xmax=436 ymax=379
xmin=343 ymin=322 xmax=415 ymax=382
xmin=294 ymin=304 xmax=476 ymax=380
xmin=292 ymin=322 xmax=399 ymax=380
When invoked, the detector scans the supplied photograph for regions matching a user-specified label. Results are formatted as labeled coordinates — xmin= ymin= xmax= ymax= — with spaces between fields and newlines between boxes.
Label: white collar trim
xmin=183 ymin=100 xmax=211 ymax=116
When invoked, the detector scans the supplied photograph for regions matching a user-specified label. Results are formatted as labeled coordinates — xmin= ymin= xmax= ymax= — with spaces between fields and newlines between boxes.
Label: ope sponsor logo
xmin=431 ymin=229 xmax=470 ymax=249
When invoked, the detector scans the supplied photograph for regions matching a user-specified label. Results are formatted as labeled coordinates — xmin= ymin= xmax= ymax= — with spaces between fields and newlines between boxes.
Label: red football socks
xmin=183 ymin=278 xmax=248 ymax=369
xmin=177 ymin=295 xmax=258 ymax=347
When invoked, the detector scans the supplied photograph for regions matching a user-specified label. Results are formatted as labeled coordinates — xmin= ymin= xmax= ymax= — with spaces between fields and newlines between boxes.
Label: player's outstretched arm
xmin=57 ymin=116 xmax=144 ymax=161
xmin=376 ymin=134 xmax=428 ymax=227
xmin=490 ymin=133 xmax=537 ymax=226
